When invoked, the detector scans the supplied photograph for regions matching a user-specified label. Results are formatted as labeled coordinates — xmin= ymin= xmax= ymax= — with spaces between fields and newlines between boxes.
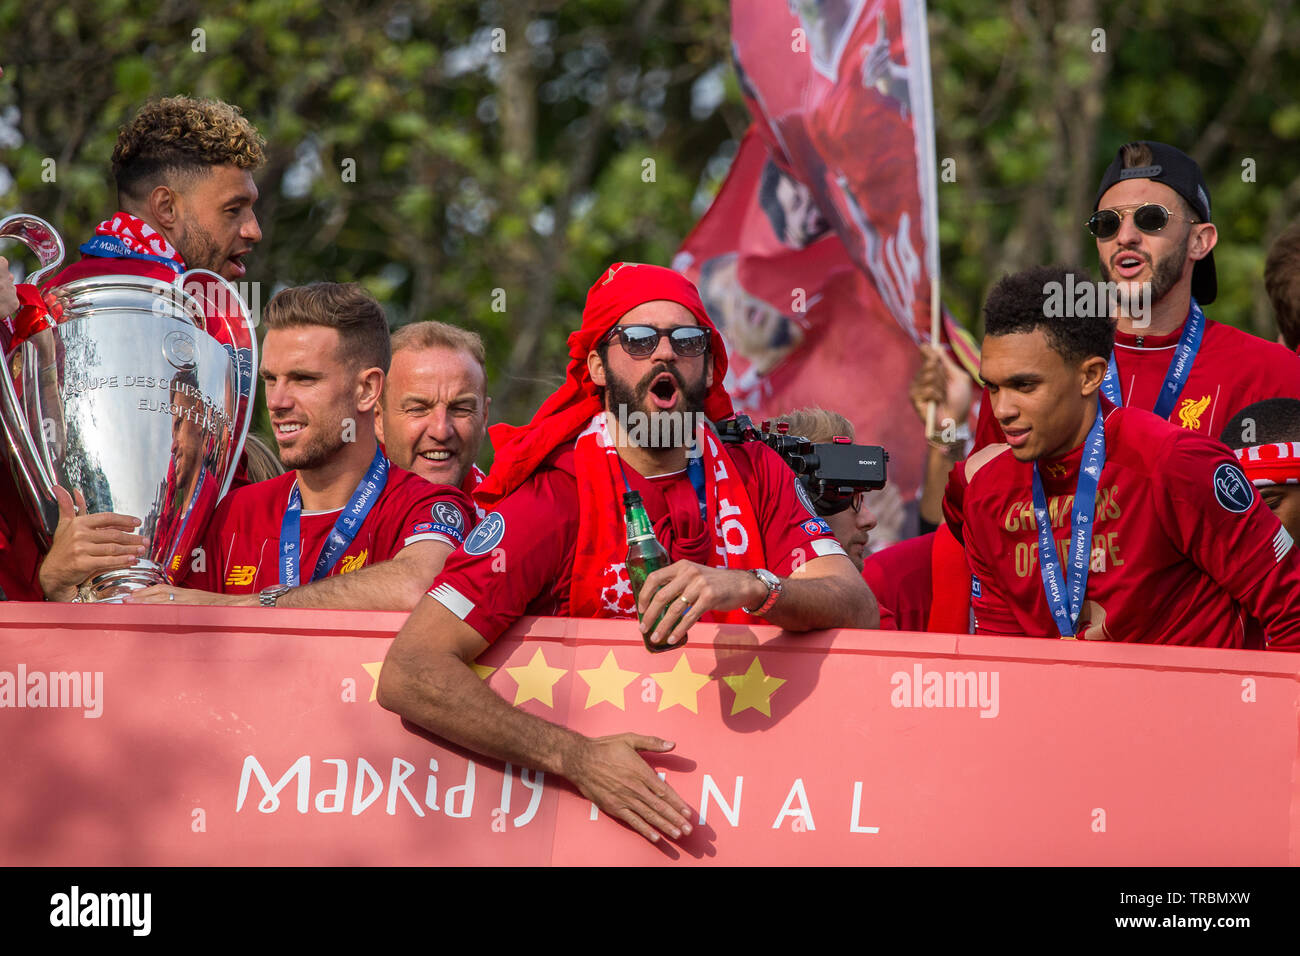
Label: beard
xmin=173 ymin=218 xmax=223 ymax=273
xmin=278 ymin=422 xmax=346 ymax=472
xmin=604 ymin=361 xmax=709 ymax=449
xmin=1100 ymin=231 xmax=1189 ymax=307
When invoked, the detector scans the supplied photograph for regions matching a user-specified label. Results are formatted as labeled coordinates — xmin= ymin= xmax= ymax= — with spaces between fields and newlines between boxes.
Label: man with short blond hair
xmin=377 ymin=320 xmax=490 ymax=495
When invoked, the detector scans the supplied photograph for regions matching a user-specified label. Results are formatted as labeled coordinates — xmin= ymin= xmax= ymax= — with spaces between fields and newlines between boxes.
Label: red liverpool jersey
xmin=0 ymin=465 xmax=43 ymax=601
xmin=974 ymin=318 xmax=1300 ymax=450
xmin=946 ymin=405 xmax=1300 ymax=648
xmin=178 ymin=463 xmax=475 ymax=594
xmin=426 ymin=441 xmax=847 ymax=644
xmin=861 ymin=532 xmax=934 ymax=633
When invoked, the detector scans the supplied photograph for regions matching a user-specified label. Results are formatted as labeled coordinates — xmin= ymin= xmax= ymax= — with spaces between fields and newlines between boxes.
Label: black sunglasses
xmin=1086 ymin=203 xmax=1198 ymax=240
xmin=605 ymin=325 xmax=710 ymax=358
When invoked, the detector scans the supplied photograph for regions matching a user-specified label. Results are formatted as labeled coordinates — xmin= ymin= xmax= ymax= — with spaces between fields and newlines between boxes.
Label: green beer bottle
xmin=622 ymin=490 xmax=684 ymax=652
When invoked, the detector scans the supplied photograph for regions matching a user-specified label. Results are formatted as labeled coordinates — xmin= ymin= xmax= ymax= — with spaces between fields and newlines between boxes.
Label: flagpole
xmin=904 ymin=0 xmax=943 ymax=439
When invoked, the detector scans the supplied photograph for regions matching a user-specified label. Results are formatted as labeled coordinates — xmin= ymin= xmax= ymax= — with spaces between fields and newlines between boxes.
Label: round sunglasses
xmin=1086 ymin=202 xmax=1199 ymax=240
xmin=604 ymin=325 xmax=710 ymax=358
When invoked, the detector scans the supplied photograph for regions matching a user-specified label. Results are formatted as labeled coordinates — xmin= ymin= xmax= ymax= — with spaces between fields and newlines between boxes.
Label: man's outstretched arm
xmin=377 ymin=595 xmax=695 ymax=844
xmin=128 ymin=539 xmax=451 ymax=610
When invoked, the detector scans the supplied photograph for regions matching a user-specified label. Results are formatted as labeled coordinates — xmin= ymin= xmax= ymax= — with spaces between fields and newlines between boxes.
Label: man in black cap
xmin=974 ymin=141 xmax=1300 ymax=449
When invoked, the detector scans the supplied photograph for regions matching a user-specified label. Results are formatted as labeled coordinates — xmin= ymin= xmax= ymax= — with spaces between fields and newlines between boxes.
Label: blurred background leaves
xmin=3 ymin=0 xmax=1299 ymax=453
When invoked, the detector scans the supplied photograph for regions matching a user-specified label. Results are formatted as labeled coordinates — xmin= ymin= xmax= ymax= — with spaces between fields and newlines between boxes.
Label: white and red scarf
xmin=1234 ymin=442 xmax=1300 ymax=487
xmin=569 ymin=412 xmax=766 ymax=622
xmin=93 ymin=212 xmax=186 ymax=267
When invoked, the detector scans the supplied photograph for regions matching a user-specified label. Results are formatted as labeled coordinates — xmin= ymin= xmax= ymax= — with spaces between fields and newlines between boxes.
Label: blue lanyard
xmin=686 ymin=454 xmax=707 ymax=519
xmin=1031 ymin=403 xmax=1106 ymax=638
xmin=1101 ymin=299 xmax=1205 ymax=418
xmin=79 ymin=236 xmax=186 ymax=274
xmin=279 ymin=448 xmax=389 ymax=586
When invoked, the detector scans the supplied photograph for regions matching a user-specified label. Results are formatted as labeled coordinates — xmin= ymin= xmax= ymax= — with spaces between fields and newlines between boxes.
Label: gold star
xmin=721 ymin=656 xmax=786 ymax=717
xmin=504 ymin=647 xmax=568 ymax=708
xmin=651 ymin=655 xmax=712 ymax=713
xmin=470 ymin=662 xmax=497 ymax=680
xmin=361 ymin=661 xmax=383 ymax=703
xmin=576 ymin=650 xmax=640 ymax=710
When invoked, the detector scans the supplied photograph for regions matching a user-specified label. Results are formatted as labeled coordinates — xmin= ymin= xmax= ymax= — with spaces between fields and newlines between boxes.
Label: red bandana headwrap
xmin=477 ymin=262 xmax=735 ymax=503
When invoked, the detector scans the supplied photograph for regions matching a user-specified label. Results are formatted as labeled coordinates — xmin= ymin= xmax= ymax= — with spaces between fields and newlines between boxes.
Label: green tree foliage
xmin=0 ymin=0 xmax=737 ymax=452
xmin=3 ymin=0 xmax=1300 ymax=455
xmin=930 ymin=0 xmax=1300 ymax=337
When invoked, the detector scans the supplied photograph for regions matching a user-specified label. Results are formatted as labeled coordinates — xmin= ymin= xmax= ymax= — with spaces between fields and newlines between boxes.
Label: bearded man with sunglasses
xmin=378 ymin=262 xmax=877 ymax=845
xmin=973 ymin=141 xmax=1300 ymax=450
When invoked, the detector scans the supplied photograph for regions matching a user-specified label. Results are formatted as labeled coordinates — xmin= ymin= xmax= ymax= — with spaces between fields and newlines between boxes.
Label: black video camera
xmin=715 ymin=415 xmax=888 ymax=515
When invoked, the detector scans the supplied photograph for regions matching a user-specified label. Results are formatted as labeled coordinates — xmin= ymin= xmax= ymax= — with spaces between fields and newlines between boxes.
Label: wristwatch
xmin=742 ymin=568 xmax=783 ymax=617
xmin=259 ymin=584 xmax=293 ymax=607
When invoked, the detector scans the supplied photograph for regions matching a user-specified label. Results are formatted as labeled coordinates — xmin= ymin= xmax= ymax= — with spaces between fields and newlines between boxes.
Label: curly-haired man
xmin=1 ymin=97 xmax=266 ymax=602
xmin=49 ymin=95 xmax=265 ymax=287
xmin=945 ymin=265 xmax=1300 ymax=649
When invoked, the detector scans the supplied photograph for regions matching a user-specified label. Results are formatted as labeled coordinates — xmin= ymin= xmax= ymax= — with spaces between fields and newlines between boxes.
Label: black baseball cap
xmin=1094 ymin=141 xmax=1216 ymax=305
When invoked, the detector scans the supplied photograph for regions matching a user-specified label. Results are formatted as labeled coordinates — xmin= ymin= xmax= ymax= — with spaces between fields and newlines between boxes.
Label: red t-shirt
xmin=178 ymin=463 xmax=475 ymax=594
xmin=427 ymin=442 xmax=848 ymax=643
xmin=861 ymin=533 xmax=934 ymax=632
xmin=974 ymin=318 xmax=1300 ymax=450
xmin=0 ymin=465 xmax=43 ymax=601
xmin=946 ymin=405 xmax=1300 ymax=648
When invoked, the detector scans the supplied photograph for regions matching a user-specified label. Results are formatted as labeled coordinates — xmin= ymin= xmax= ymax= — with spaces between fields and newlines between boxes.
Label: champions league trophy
xmin=0 ymin=214 xmax=256 ymax=601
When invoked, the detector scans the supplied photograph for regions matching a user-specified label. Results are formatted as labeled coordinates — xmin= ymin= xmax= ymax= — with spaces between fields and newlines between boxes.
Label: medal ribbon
xmin=1031 ymin=403 xmax=1106 ymax=638
xmin=78 ymin=235 xmax=186 ymax=274
xmin=1101 ymin=298 xmax=1204 ymax=418
xmin=280 ymin=447 xmax=389 ymax=586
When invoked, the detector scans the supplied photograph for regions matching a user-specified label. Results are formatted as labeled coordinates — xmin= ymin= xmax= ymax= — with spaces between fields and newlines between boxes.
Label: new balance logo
xmin=225 ymin=565 xmax=257 ymax=587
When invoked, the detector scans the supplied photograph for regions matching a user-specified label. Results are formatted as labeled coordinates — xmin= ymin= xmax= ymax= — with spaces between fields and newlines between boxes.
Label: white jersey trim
xmin=405 ymin=532 xmax=458 ymax=549
xmin=1273 ymin=526 xmax=1293 ymax=563
xmin=429 ymin=582 xmax=475 ymax=621
xmin=812 ymin=538 xmax=847 ymax=557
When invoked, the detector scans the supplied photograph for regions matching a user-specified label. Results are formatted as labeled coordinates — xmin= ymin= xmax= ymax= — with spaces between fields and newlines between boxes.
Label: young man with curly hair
xmin=946 ymin=265 xmax=1300 ymax=649
xmin=50 ymin=95 xmax=265 ymax=287
xmin=1 ymin=96 xmax=266 ymax=602
xmin=972 ymin=142 xmax=1300 ymax=449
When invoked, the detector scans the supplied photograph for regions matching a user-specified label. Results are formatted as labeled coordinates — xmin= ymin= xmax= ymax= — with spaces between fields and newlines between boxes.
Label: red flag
xmin=676 ymin=1 xmax=974 ymax=541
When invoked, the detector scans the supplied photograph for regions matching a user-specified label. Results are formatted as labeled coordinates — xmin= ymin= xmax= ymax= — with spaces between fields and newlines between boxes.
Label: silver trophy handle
xmin=0 ymin=214 xmax=65 ymax=535
xmin=0 ymin=214 xmax=66 ymax=287
xmin=177 ymin=268 xmax=258 ymax=500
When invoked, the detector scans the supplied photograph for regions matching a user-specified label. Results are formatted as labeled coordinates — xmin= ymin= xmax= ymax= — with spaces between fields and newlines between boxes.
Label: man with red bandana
xmin=947 ymin=266 xmax=1300 ymax=648
xmin=973 ymin=141 xmax=1300 ymax=450
xmin=378 ymin=262 xmax=877 ymax=844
